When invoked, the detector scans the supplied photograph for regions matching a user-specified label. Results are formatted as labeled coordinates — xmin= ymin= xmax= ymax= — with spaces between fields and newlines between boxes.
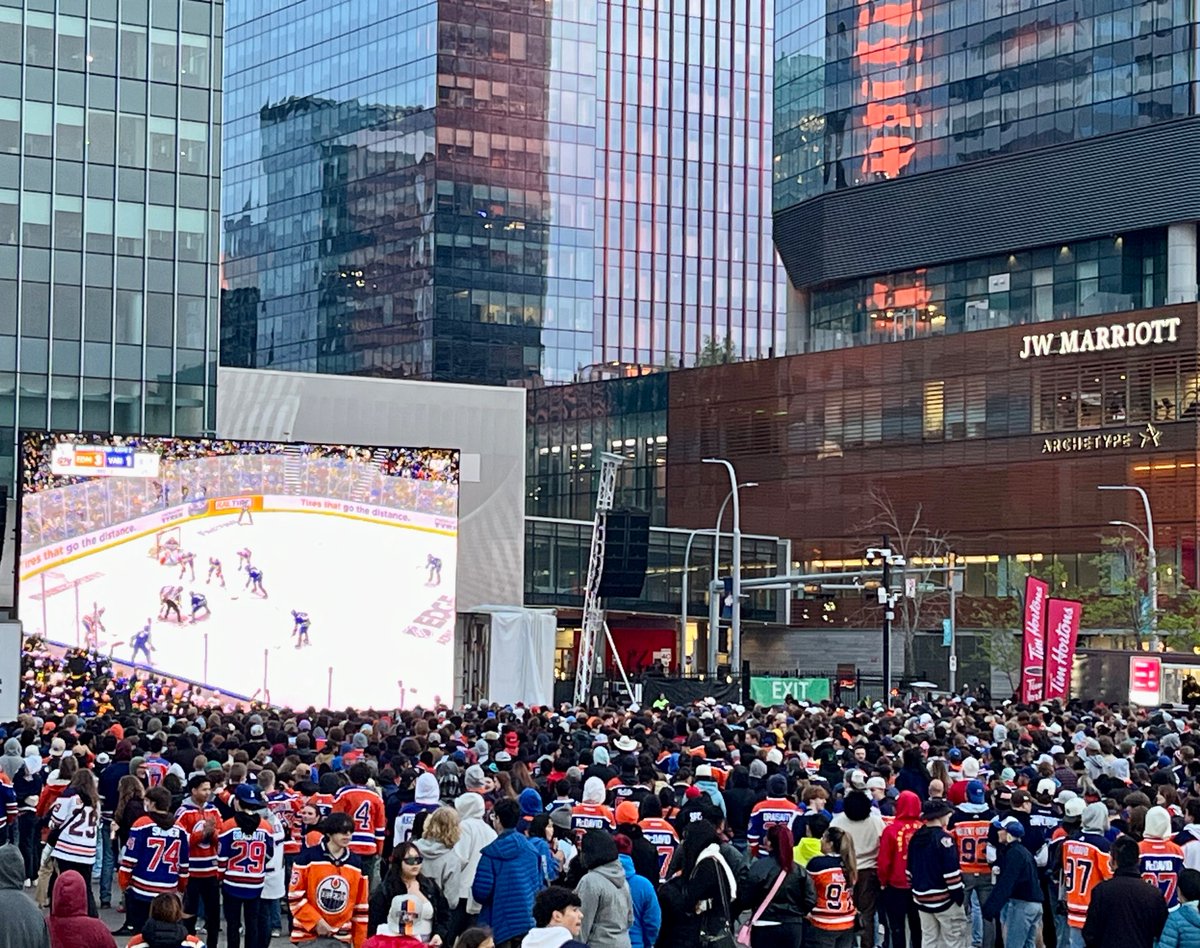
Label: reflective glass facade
xmin=809 ymin=229 xmax=1168 ymax=350
xmin=775 ymin=0 xmax=1198 ymax=209
xmin=223 ymin=0 xmax=784 ymax=385
xmin=0 ymin=0 xmax=222 ymax=482
xmin=594 ymin=0 xmax=786 ymax=372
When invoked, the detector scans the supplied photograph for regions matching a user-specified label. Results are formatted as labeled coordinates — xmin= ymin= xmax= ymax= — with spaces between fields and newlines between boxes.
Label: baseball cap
xmin=234 ymin=783 xmax=266 ymax=808
xmin=1036 ymin=778 xmax=1056 ymax=797
xmin=866 ymin=776 xmax=887 ymax=791
xmin=694 ymin=764 xmax=713 ymax=779
xmin=49 ymin=738 xmax=66 ymax=757
xmin=993 ymin=816 xmax=1025 ymax=838
xmin=615 ymin=801 xmax=640 ymax=826
xmin=1064 ymin=798 xmax=1086 ymax=820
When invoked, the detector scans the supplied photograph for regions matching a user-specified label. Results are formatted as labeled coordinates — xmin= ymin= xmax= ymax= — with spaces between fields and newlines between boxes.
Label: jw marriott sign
xmin=1018 ymin=315 xmax=1181 ymax=360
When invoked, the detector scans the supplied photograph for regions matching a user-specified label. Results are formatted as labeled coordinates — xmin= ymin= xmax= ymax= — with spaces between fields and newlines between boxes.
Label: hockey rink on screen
xmin=21 ymin=510 xmax=457 ymax=709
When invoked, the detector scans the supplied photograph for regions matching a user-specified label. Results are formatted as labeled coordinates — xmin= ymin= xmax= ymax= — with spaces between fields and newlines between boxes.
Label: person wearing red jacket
xmin=877 ymin=789 xmax=923 ymax=948
xmin=175 ymin=773 xmax=222 ymax=941
xmin=48 ymin=870 xmax=117 ymax=948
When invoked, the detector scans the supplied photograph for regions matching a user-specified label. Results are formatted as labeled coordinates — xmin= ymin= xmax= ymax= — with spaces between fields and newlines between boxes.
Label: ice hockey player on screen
xmin=190 ymin=591 xmax=210 ymax=621
xmin=82 ymin=603 xmax=105 ymax=650
xmin=237 ymin=548 xmax=252 ymax=572
xmin=178 ymin=550 xmax=196 ymax=581
xmin=426 ymin=554 xmax=442 ymax=587
xmin=246 ymin=565 xmax=268 ymax=598
xmin=207 ymin=557 xmax=225 ymax=587
xmin=292 ymin=611 xmax=311 ymax=649
xmin=131 ymin=622 xmax=155 ymax=665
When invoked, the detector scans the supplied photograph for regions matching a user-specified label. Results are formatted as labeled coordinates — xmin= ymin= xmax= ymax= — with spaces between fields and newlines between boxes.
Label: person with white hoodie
xmin=395 ymin=773 xmax=442 ymax=847
xmin=455 ymin=792 xmax=497 ymax=930
xmin=521 ymin=886 xmax=589 ymax=948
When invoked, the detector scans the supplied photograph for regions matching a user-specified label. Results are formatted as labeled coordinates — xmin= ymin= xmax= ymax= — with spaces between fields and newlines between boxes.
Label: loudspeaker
xmin=599 ymin=509 xmax=650 ymax=598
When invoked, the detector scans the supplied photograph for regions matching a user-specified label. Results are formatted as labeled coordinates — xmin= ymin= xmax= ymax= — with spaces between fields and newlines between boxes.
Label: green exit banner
xmin=749 ymin=676 xmax=831 ymax=705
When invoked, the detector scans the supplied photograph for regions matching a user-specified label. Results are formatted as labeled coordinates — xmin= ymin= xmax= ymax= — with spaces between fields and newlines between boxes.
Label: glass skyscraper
xmin=221 ymin=0 xmax=785 ymax=386
xmin=774 ymin=0 xmax=1200 ymax=352
xmin=0 ymin=0 xmax=223 ymax=482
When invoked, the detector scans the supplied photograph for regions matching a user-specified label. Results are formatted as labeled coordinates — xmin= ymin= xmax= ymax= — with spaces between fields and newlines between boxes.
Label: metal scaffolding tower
xmin=573 ymin=452 xmax=624 ymax=706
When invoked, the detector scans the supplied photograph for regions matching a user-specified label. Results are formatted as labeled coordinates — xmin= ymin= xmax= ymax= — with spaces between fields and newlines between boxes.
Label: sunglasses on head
xmin=403 ymin=856 xmax=423 ymax=865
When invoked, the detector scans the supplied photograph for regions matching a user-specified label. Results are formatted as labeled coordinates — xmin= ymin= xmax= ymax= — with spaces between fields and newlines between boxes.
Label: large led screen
xmin=18 ymin=433 xmax=459 ymax=709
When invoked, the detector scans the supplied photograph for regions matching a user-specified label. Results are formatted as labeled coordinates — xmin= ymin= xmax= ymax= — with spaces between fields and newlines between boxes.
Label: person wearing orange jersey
xmin=747 ymin=774 xmax=803 ymax=858
xmin=1059 ymin=802 xmax=1112 ymax=945
xmin=333 ymin=763 xmax=386 ymax=887
xmin=637 ymin=795 xmax=680 ymax=884
xmin=806 ymin=826 xmax=857 ymax=946
xmin=1141 ymin=805 xmax=1187 ymax=910
xmin=288 ymin=811 xmax=369 ymax=946
xmin=570 ymin=777 xmax=615 ymax=846
xmin=948 ymin=780 xmax=996 ymax=948
xmin=176 ymin=773 xmax=222 ymax=940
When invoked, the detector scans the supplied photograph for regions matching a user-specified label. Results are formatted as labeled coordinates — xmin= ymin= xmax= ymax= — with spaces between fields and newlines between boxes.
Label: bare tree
xmin=858 ymin=488 xmax=953 ymax=677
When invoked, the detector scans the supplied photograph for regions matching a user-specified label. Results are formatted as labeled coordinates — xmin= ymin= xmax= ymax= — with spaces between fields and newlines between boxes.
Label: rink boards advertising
xmin=16 ymin=431 xmax=460 ymax=709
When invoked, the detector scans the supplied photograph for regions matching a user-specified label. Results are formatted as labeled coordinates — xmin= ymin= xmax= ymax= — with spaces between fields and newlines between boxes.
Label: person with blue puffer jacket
xmin=615 ymin=834 xmax=660 ymax=948
xmin=1158 ymin=867 xmax=1200 ymax=948
xmin=472 ymin=798 xmax=543 ymax=948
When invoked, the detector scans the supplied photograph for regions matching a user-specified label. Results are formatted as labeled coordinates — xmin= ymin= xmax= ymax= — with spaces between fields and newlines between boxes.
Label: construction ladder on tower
xmin=573 ymin=452 xmax=637 ymax=707
xmin=350 ymin=447 xmax=390 ymax=504
xmin=281 ymin=445 xmax=305 ymax=494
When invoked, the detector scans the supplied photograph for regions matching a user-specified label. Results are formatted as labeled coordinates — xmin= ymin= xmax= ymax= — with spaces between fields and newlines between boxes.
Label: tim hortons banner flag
xmin=1020 ymin=576 xmax=1050 ymax=703
xmin=1043 ymin=598 xmax=1082 ymax=701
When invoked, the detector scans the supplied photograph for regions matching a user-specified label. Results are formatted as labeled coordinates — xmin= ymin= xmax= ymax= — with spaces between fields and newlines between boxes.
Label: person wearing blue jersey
xmin=245 ymin=566 xmax=267 ymax=598
xmin=426 ymin=554 xmax=443 ymax=586
xmin=190 ymin=591 xmax=210 ymax=621
xmin=291 ymin=611 xmax=311 ymax=649
xmin=131 ymin=622 xmax=155 ymax=665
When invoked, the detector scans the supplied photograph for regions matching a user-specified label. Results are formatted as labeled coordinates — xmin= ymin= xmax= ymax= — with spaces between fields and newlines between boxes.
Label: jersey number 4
xmin=146 ymin=838 xmax=182 ymax=874
xmin=354 ymin=800 xmax=374 ymax=833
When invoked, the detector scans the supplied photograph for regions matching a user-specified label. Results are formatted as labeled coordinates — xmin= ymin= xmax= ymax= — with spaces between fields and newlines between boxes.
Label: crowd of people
xmin=0 ymin=683 xmax=1197 ymax=948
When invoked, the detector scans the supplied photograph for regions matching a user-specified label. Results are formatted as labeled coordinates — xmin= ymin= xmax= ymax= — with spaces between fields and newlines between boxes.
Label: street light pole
xmin=704 ymin=459 xmax=748 ymax=672
xmin=679 ymin=528 xmax=717 ymax=670
xmin=1099 ymin=485 xmax=1158 ymax=650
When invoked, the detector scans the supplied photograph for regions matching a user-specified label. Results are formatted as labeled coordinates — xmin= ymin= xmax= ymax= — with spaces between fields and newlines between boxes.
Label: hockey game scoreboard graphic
xmin=51 ymin=442 xmax=161 ymax=478
xmin=17 ymin=432 xmax=460 ymax=710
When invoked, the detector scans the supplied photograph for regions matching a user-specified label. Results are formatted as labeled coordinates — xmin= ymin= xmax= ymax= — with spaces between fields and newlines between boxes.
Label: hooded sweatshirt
xmin=519 ymin=928 xmax=589 ymax=948
xmin=572 ymin=777 xmax=616 ymax=841
xmin=414 ymin=834 xmax=469 ymax=904
xmin=878 ymin=791 xmax=923 ymax=889
xmin=0 ymin=844 xmax=48 ymax=948
xmin=48 ymin=870 xmax=116 ymax=948
xmin=1139 ymin=805 xmax=1185 ymax=910
xmin=127 ymin=919 xmax=203 ymax=948
xmin=576 ymin=856 xmax=634 ymax=948
xmin=619 ymin=852 xmax=661 ymax=948
xmin=454 ymin=793 xmax=497 ymax=914
xmin=393 ymin=773 xmax=440 ymax=846
xmin=831 ymin=790 xmax=885 ymax=870
xmin=0 ymin=739 xmax=24 ymax=780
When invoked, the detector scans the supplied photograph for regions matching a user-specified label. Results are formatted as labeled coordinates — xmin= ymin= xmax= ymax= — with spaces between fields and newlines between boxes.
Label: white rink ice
xmin=21 ymin=512 xmax=457 ymax=709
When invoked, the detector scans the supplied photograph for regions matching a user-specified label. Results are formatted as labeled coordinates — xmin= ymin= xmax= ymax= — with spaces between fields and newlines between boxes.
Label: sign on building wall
xmin=749 ymin=676 xmax=831 ymax=705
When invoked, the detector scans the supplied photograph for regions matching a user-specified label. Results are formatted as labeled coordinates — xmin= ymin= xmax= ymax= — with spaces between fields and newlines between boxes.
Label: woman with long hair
xmin=368 ymin=840 xmax=452 ymax=943
xmin=805 ymin=826 xmax=858 ymax=948
xmin=415 ymin=807 xmax=470 ymax=940
xmin=491 ymin=772 xmax=518 ymax=802
xmin=508 ymin=760 xmax=538 ymax=794
xmin=657 ymin=820 xmax=738 ymax=946
xmin=48 ymin=769 xmax=101 ymax=917
xmin=733 ymin=823 xmax=816 ymax=947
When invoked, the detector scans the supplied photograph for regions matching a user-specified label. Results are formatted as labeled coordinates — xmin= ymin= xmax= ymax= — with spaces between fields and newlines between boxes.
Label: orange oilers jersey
xmin=288 ymin=842 xmax=368 ymax=946
xmin=570 ymin=803 xmax=615 ymax=844
xmin=1140 ymin=838 xmax=1186 ymax=910
xmin=639 ymin=818 xmax=680 ymax=882
xmin=948 ymin=809 xmax=996 ymax=876
xmin=1062 ymin=833 xmax=1113 ymax=929
xmin=331 ymin=785 xmax=385 ymax=857
xmin=806 ymin=855 xmax=856 ymax=931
